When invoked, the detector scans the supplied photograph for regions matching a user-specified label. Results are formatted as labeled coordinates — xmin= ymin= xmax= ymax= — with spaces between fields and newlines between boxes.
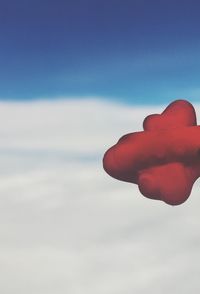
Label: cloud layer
xmin=0 ymin=98 xmax=200 ymax=294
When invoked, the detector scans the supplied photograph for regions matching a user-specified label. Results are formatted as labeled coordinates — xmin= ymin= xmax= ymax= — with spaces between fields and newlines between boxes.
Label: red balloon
xmin=103 ymin=100 xmax=200 ymax=205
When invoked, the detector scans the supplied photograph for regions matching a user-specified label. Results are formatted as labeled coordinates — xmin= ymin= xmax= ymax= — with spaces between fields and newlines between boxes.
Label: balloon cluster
xmin=103 ymin=100 xmax=200 ymax=205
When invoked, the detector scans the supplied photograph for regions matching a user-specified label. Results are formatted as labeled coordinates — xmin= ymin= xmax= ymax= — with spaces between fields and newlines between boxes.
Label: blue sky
xmin=1 ymin=0 xmax=200 ymax=104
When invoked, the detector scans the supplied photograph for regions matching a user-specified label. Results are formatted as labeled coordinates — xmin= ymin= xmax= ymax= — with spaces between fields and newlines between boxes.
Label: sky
xmin=1 ymin=2 xmax=200 ymax=293
xmin=1 ymin=0 xmax=200 ymax=104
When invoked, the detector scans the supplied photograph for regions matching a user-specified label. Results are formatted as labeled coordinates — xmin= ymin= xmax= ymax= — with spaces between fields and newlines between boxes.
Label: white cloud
xmin=0 ymin=98 xmax=199 ymax=294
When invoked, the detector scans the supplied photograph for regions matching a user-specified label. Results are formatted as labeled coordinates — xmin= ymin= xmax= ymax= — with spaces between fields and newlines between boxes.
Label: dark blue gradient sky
xmin=1 ymin=0 xmax=200 ymax=104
